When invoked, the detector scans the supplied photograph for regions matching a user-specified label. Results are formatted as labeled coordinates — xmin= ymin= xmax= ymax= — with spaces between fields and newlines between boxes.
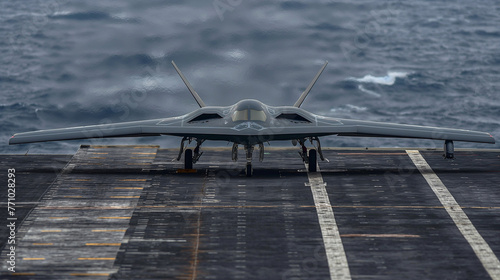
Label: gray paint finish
xmin=9 ymin=99 xmax=495 ymax=145
xmin=9 ymin=62 xmax=495 ymax=147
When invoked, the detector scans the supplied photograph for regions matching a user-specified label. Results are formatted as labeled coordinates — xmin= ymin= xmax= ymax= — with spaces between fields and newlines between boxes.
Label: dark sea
xmin=1 ymin=0 xmax=499 ymax=154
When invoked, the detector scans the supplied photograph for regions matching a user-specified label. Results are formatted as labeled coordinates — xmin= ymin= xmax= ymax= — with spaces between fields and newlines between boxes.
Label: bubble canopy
xmin=231 ymin=99 xmax=268 ymax=122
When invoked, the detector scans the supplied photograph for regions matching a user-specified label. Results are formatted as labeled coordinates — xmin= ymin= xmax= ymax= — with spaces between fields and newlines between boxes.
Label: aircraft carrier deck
xmin=1 ymin=145 xmax=499 ymax=280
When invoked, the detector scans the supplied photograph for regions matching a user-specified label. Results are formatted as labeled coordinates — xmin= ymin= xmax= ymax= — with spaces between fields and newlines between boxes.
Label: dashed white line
xmin=406 ymin=150 xmax=500 ymax=280
xmin=305 ymin=163 xmax=352 ymax=280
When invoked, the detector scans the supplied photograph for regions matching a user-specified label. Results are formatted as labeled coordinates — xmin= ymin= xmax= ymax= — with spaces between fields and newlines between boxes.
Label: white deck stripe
xmin=406 ymin=150 xmax=500 ymax=280
xmin=305 ymin=163 xmax=352 ymax=280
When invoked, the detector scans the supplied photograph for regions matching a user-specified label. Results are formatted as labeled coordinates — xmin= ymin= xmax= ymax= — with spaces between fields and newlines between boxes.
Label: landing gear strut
xmin=298 ymin=139 xmax=308 ymax=162
xmin=258 ymin=143 xmax=264 ymax=162
xmin=176 ymin=137 xmax=189 ymax=161
xmin=244 ymin=145 xmax=254 ymax=177
xmin=232 ymin=143 xmax=238 ymax=161
xmin=297 ymin=137 xmax=327 ymax=163
xmin=193 ymin=139 xmax=205 ymax=163
xmin=310 ymin=137 xmax=326 ymax=161
xmin=176 ymin=137 xmax=205 ymax=169
xmin=233 ymin=143 xmax=262 ymax=176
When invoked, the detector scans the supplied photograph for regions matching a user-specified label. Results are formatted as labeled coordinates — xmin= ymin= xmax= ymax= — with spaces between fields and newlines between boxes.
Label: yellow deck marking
xmin=70 ymin=273 xmax=110 ymax=276
xmin=110 ymin=196 xmax=140 ymax=199
xmin=114 ymin=187 xmax=143 ymax=190
xmin=23 ymin=258 xmax=45 ymax=260
xmin=130 ymin=157 xmax=155 ymax=159
xmin=85 ymin=243 xmax=121 ymax=246
xmin=41 ymin=230 xmax=61 ymax=232
xmin=341 ymin=234 xmax=420 ymax=238
xmin=78 ymin=257 xmax=116 ymax=260
xmin=11 ymin=273 xmax=36 ymax=276
xmin=176 ymin=169 xmax=197 ymax=173
xmin=92 ymin=229 xmax=127 ymax=232
xmin=120 ymin=179 xmax=147 ymax=181
xmin=41 ymin=206 xmax=134 ymax=210
xmin=32 ymin=243 xmax=53 ymax=245
xmin=98 ymin=217 xmax=131 ymax=219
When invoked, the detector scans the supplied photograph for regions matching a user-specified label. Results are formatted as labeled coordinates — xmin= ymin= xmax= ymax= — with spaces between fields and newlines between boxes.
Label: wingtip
xmin=489 ymin=133 xmax=496 ymax=144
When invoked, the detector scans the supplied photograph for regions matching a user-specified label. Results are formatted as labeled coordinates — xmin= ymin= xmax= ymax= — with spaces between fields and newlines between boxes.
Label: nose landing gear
xmin=244 ymin=145 xmax=254 ymax=177
xmin=232 ymin=143 xmax=264 ymax=177
xmin=193 ymin=139 xmax=205 ymax=164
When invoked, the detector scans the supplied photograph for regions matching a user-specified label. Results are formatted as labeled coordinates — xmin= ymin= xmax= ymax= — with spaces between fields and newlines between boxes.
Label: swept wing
xmin=288 ymin=116 xmax=495 ymax=143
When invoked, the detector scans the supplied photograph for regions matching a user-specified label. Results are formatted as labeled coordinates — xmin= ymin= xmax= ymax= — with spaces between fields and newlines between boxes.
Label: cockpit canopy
xmin=231 ymin=99 xmax=268 ymax=122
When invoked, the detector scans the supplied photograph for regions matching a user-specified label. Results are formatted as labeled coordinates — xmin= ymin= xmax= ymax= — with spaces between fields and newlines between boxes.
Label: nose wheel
xmin=308 ymin=149 xmax=317 ymax=172
xmin=184 ymin=149 xmax=193 ymax=169
xmin=244 ymin=145 xmax=254 ymax=177
xmin=176 ymin=137 xmax=204 ymax=170
xmin=246 ymin=163 xmax=253 ymax=177
xmin=296 ymin=137 xmax=325 ymax=172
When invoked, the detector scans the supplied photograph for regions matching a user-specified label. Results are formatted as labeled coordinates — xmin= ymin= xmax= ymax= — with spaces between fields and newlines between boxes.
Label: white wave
xmin=346 ymin=104 xmax=367 ymax=111
xmin=52 ymin=10 xmax=73 ymax=16
xmin=358 ymin=85 xmax=381 ymax=97
xmin=330 ymin=104 xmax=367 ymax=112
xmin=349 ymin=71 xmax=408 ymax=86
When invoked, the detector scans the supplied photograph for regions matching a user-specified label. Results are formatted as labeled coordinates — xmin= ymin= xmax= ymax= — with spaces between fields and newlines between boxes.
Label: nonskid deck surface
xmin=1 ymin=145 xmax=500 ymax=279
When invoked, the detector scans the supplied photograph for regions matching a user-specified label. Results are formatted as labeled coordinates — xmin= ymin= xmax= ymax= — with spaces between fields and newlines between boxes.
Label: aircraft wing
xmin=9 ymin=116 xmax=495 ymax=145
xmin=8 ymin=117 xmax=284 ymax=145
xmin=290 ymin=117 xmax=495 ymax=144
xmin=9 ymin=118 xmax=178 ymax=145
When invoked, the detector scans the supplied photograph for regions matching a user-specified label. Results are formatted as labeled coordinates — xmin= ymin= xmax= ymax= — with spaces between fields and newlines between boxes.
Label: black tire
xmin=308 ymin=149 xmax=317 ymax=172
xmin=246 ymin=164 xmax=252 ymax=177
xmin=184 ymin=149 xmax=193 ymax=169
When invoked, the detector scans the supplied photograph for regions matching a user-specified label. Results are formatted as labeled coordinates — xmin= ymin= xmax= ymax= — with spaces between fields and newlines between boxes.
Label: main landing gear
xmin=295 ymin=137 xmax=326 ymax=172
xmin=177 ymin=137 xmax=205 ymax=169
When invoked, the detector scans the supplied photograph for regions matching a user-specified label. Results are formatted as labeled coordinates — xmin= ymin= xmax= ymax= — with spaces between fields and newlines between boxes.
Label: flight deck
xmin=1 ymin=145 xmax=500 ymax=279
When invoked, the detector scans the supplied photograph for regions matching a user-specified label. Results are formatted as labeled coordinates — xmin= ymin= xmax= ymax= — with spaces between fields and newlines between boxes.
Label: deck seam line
xmin=305 ymin=162 xmax=352 ymax=280
xmin=406 ymin=150 xmax=500 ymax=280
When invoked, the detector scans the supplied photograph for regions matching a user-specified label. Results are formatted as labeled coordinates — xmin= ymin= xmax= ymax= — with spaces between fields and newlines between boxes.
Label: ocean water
xmin=1 ymin=0 xmax=499 ymax=154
